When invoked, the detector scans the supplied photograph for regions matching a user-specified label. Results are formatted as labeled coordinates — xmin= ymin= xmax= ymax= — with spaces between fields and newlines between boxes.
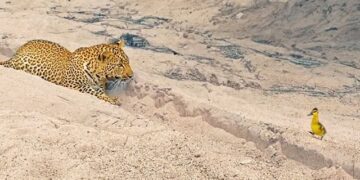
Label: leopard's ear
xmin=117 ymin=39 xmax=126 ymax=48
xmin=98 ymin=51 xmax=114 ymax=62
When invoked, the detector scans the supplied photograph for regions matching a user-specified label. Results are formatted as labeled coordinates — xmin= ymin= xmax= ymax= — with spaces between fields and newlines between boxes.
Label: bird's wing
xmin=319 ymin=123 xmax=326 ymax=134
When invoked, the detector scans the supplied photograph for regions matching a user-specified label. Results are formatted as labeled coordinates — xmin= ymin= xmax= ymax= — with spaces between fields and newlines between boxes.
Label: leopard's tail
xmin=0 ymin=60 xmax=11 ymax=67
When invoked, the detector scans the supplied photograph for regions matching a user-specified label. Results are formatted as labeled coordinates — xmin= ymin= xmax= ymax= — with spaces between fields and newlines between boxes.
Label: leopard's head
xmin=83 ymin=40 xmax=133 ymax=88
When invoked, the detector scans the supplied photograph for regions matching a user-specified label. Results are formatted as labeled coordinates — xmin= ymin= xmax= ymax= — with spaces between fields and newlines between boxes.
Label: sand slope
xmin=0 ymin=0 xmax=359 ymax=179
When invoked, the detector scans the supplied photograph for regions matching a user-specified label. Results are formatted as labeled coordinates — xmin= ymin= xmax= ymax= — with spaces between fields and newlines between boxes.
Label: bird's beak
xmin=307 ymin=112 xmax=313 ymax=116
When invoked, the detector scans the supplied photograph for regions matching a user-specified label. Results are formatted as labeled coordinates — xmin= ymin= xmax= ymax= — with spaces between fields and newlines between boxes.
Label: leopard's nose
xmin=127 ymin=70 xmax=133 ymax=79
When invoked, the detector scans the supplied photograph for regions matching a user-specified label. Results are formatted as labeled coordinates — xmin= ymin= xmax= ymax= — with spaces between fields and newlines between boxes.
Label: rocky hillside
xmin=216 ymin=0 xmax=360 ymax=68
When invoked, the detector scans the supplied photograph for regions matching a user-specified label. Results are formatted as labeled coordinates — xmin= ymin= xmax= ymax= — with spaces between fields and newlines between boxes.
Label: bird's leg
xmin=308 ymin=131 xmax=315 ymax=135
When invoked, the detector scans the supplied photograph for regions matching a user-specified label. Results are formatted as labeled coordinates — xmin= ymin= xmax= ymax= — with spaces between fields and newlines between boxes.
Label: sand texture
xmin=0 ymin=0 xmax=359 ymax=179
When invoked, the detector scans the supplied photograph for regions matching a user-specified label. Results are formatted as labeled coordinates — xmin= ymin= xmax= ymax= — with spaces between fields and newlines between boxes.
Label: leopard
xmin=0 ymin=39 xmax=133 ymax=105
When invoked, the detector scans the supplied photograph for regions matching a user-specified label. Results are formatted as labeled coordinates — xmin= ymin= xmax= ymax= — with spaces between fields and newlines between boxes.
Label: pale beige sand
xmin=0 ymin=0 xmax=359 ymax=179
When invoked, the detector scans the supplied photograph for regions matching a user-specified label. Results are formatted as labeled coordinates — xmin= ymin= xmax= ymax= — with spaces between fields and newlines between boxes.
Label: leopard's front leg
xmin=81 ymin=85 xmax=120 ymax=105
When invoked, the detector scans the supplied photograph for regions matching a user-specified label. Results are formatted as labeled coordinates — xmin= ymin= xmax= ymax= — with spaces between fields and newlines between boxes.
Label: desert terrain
xmin=0 ymin=0 xmax=359 ymax=179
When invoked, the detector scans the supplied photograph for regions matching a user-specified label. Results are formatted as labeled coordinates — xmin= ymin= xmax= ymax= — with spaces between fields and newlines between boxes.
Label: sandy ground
xmin=0 ymin=0 xmax=359 ymax=179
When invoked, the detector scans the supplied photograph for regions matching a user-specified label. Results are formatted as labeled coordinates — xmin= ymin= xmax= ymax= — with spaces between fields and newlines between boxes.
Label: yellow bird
xmin=307 ymin=108 xmax=326 ymax=140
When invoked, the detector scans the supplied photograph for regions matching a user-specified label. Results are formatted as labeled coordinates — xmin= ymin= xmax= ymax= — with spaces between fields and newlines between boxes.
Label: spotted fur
xmin=0 ymin=39 xmax=133 ymax=104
